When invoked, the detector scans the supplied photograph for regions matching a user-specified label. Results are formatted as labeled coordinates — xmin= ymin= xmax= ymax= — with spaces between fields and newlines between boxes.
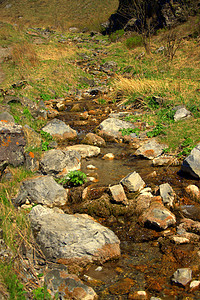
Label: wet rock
xmin=0 ymin=121 xmax=26 ymax=167
xmin=171 ymin=268 xmax=192 ymax=286
xmin=109 ymin=184 xmax=128 ymax=206
xmin=152 ymin=155 xmax=179 ymax=166
xmin=190 ymin=280 xmax=200 ymax=291
xmin=97 ymin=117 xmax=135 ymax=141
xmin=66 ymin=145 xmax=100 ymax=158
xmin=135 ymin=194 xmax=152 ymax=215
xmin=139 ymin=197 xmax=176 ymax=230
xmin=42 ymin=118 xmax=77 ymax=140
xmin=178 ymin=217 xmax=200 ymax=234
xmin=120 ymin=171 xmax=145 ymax=192
xmin=135 ymin=139 xmax=165 ymax=160
xmin=23 ymin=125 xmax=41 ymax=149
xmin=14 ymin=175 xmax=68 ymax=208
xmin=159 ymin=183 xmax=175 ymax=208
xmin=128 ymin=291 xmax=148 ymax=300
xmin=102 ymin=153 xmax=114 ymax=160
xmin=180 ymin=206 xmax=200 ymax=222
xmin=40 ymin=149 xmax=81 ymax=176
xmin=185 ymin=185 xmax=200 ymax=202
xmin=181 ymin=143 xmax=200 ymax=179
xmin=82 ymin=133 xmax=106 ymax=147
xmin=174 ymin=106 xmax=191 ymax=121
xmin=109 ymin=278 xmax=134 ymax=295
xmin=0 ymin=111 xmax=15 ymax=123
xmin=29 ymin=205 xmax=120 ymax=267
xmin=45 ymin=269 xmax=97 ymax=300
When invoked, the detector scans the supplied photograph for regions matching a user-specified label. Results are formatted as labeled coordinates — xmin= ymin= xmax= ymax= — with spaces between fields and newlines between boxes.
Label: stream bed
xmin=57 ymin=100 xmax=200 ymax=299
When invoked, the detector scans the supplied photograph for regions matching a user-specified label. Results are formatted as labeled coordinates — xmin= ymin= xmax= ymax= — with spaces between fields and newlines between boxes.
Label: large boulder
xmin=42 ymin=118 xmax=77 ymax=140
xmin=0 ymin=121 xmax=26 ymax=167
xmin=97 ymin=117 xmax=136 ymax=141
xmin=181 ymin=143 xmax=200 ymax=179
xmin=40 ymin=149 xmax=81 ymax=176
xmin=14 ymin=175 xmax=68 ymax=208
xmin=135 ymin=139 xmax=165 ymax=160
xmin=29 ymin=205 xmax=121 ymax=266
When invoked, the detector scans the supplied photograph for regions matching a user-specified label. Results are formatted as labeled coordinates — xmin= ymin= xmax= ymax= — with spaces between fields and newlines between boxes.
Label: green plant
xmin=40 ymin=93 xmax=52 ymax=101
xmin=119 ymin=127 xmax=140 ymax=136
xmin=109 ymin=29 xmax=124 ymax=42
xmin=32 ymin=285 xmax=51 ymax=300
xmin=1 ymin=265 xmax=26 ymax=300
xmin=57 ymin=170 xmax=87 ymax=187
xmin=98 ymin=98 xmax=106 ymax=105
xmin=146 ymin=123 xmax=166 ymax=138
xmin=40 ymin=130 xmax=53 ymax=151
xmin=125 ymin=35 xmax=143 ymax=49
xmin=178 ymin=137 xmax=195 ymax=157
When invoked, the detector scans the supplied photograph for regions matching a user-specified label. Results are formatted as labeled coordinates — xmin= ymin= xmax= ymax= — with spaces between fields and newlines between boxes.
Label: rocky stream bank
xmin=0 ymin=31 xmax=200 ymax=300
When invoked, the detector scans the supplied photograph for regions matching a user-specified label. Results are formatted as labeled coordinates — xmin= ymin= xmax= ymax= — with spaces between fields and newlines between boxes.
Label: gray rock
xmin=45 ymin=269 xmax=97 ymax=300
xmin=65 ymin=144 xmax=100 ymax=158
xmin=120 ymin=171 xmax=145 ymax=192
xmin=40 ymin=149 xmax=81 ymax=176
xmin=135 ymin=139 xmax=165 ymax=160
xmin=42 ymin=118 xmax=77 ymax=140
xmin=140 ymin=199 xmax=176 ymax=230
xmin=171 ymin=268 xmax=192 ymax=286
xmin=97 ymin=117 xmax=135 ymax=141
xmin=29 ymin=205 xmax=120 ymax=265
xmin=174 ymin=106 xmax=191 ymax=121
xmin=0 ymin=112 xmax=15 ymax=123
xmin=109 ymin=184 xmax=128 ymax=206
xmin=181 ymin=143 xmax=200 ymax=179
xmin=159 ymin=183 xmax=175 ymax=208
xmin=0 ymin=121 xmax=25 ymax=167
xmin=14 ymin=175 xmax=68 ymax=208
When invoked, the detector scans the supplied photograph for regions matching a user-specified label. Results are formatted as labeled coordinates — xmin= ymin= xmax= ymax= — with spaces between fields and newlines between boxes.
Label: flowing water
xmin=60 ymin=100 xmax=200 ymax=299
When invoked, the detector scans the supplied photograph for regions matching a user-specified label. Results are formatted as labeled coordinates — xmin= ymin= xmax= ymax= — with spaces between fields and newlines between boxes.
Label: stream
xmin=56 ymin=98 xmax=200 ymax=299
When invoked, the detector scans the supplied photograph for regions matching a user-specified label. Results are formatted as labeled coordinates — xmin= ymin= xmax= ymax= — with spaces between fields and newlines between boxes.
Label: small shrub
xmin=57 ymin=170 xmax=87 ymax=187
xmin=125 ymin=35 xmax=143 ymax=49
xmin=119 ymin=127 xmax=140 ymax=136
xmin=109 ymin=29 xmax=124 ymax=42
xmin=147 ymin=123 xmax=166 ymax=138
xmin=178 ymin=137 xmax=195 ymax=157
xmin=32 ymin=285 xmax=51 ymax=300
xmin=40 ymin=130 xmax=53 ymax=151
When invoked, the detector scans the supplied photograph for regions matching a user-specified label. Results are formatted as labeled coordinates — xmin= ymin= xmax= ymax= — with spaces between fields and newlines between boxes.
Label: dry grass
xmin=12 ymin=41 xmax=39 ymax=68
xmin=0 ymin=0 xmax=118 ymax=30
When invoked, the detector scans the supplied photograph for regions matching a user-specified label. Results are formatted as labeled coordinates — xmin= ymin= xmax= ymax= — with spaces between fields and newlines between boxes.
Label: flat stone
xmin=42 ymin=118 xmax=77 ymax=140
xmin=120 ymin=171 xmax=145 ymax=192
xmin=14 ymin=175 xmax=68 ymax=208
xmin=135 ymin=139 xmax=165 ymax=160
xmin=65 ymin=144 xmax=100 ymax=158
xmin=29 ymin=205 xmax=120 ymax=266
xmin=45 ymin=269 xmax=97 ymax=300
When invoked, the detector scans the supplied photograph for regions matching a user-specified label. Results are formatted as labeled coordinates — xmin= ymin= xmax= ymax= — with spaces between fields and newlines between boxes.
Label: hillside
xmin=0 ymin=2 xmax=200 ymax=299
xmin=0 ymin=0 xmax=118 ymax=30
